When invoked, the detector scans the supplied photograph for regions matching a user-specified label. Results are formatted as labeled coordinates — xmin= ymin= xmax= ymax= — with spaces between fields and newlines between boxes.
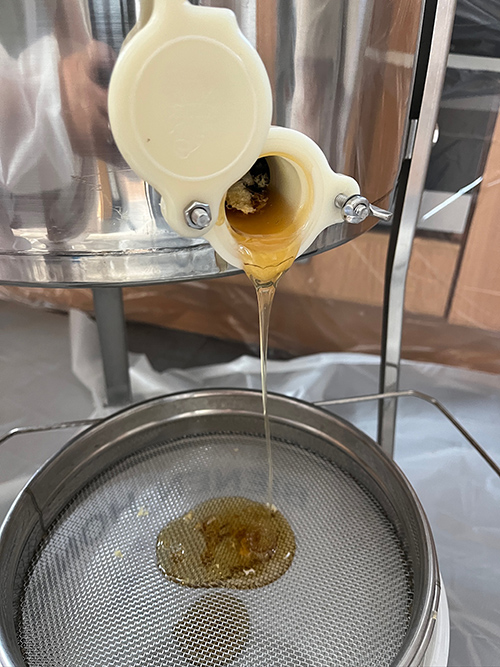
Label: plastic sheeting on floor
xmin=1 ymin=307 xmax=499 ymax=666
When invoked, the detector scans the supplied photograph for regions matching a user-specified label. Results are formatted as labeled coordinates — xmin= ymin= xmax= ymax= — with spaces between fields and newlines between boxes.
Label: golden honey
xmin=157 ymin=159 xmax=303 ymax=590
xmin=156 ymin=497 xmax=295 ymax=589
xmin=226 ymin=185 xmax=303 ymax=285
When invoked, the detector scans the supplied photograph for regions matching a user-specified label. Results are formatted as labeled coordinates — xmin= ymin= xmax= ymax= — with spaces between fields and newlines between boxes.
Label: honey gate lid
xmin=109 ymin=0 xmax=273 ymax=238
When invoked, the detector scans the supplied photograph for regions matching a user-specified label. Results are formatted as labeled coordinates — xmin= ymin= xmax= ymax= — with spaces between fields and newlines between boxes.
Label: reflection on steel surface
xmin=0 ymin=0 xmax=424 ymax=285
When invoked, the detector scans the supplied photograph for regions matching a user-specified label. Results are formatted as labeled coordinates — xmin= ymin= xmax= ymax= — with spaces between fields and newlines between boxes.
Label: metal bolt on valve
xmin=184 ymin=202 xmax=212 ymax=230
xmin=335 ymin=194 xmax=392 ymax=225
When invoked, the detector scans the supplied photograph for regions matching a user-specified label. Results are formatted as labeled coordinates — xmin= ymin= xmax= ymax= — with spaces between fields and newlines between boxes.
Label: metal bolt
xmin=184 ymin=201 xmax=212 ymax=230
xmin=353 ymin=202 xmax=370 ymax=222
xmin=335 ymin=194 xmax=370 ymax=224
xmin=335 ymin=194 xmax=392 ymax=224
xmin=335 ymin=194 xmax=348 ymax=209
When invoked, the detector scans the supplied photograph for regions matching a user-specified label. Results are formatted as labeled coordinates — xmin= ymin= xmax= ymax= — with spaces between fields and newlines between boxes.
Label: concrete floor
xmin=0 ymin=300 xmax=93 ymax=432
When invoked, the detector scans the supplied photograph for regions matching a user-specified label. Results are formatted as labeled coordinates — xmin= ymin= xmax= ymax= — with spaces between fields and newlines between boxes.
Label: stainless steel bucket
xmin=0 ymin=0 xmax=425 ymax=286
xmin=0 ymin=390 xmax=441 ymax=666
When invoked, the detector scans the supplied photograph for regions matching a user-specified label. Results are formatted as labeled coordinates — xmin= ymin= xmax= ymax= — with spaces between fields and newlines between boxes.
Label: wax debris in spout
xmin=225 ymin=158 xmax=271 ymax=215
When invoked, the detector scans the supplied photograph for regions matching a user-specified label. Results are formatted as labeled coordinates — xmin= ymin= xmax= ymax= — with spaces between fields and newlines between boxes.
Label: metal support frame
xmin=0 ymin=420 xmax=98 ymax=446
xmin=318 ymin=390 xmax=500 ymax=478
xmin=92 ymin=287 xmax=132 ymax=406
xmin=378 ymin=0 xmax=457 ymax=458
xmin=1 ymin=390 xmax=498 ymax=478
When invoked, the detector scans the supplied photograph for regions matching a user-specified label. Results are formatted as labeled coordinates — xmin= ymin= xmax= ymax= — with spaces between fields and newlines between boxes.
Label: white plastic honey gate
xmin=108 ymin=0 xmax=361 ymax=270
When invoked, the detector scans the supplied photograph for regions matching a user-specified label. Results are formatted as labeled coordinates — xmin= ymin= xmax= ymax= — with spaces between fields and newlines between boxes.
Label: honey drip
xmin=156 ymin=161 xmax=301 ymax=590
xmin=227 ymin=184 xmax=303 ymax=507
xmin=255 ymin=281 xmax=275 ymax=507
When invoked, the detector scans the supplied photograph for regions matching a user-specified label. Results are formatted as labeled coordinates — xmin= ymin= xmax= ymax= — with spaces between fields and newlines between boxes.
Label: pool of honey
xmin=157 ymin=497 xmax=295 ymax=589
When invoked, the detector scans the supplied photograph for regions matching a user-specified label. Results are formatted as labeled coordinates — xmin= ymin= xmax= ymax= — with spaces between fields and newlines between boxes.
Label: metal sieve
xmin=0 ymin=390 xmax=440 ymax=666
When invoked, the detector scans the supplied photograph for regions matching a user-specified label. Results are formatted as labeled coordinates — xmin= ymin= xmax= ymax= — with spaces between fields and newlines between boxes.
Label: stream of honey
xmin=157 ymin=167 xmax=302 ymax=589
xmin=227 ymin=185 xmax=303 ymax=507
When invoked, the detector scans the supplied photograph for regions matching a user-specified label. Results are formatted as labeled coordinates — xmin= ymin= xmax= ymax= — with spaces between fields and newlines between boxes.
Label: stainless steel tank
xmin=0 ymin=0 xmax=425 ymax=286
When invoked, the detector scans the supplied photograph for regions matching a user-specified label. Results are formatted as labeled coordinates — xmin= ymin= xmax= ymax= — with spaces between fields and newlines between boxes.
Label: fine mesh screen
xmin=16 ymin=432 xmax=412 ymax=666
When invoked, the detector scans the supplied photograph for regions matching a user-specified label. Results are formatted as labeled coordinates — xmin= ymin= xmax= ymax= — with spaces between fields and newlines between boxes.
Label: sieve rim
xmin=0 ymin=389 xmax=439 ymax=667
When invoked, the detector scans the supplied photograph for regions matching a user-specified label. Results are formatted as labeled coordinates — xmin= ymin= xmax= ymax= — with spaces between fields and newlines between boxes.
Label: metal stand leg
xmin=92 ymin=287 xmax=131 ymax=406
xmin=377 ymin=0 xmax=456 ymax=457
